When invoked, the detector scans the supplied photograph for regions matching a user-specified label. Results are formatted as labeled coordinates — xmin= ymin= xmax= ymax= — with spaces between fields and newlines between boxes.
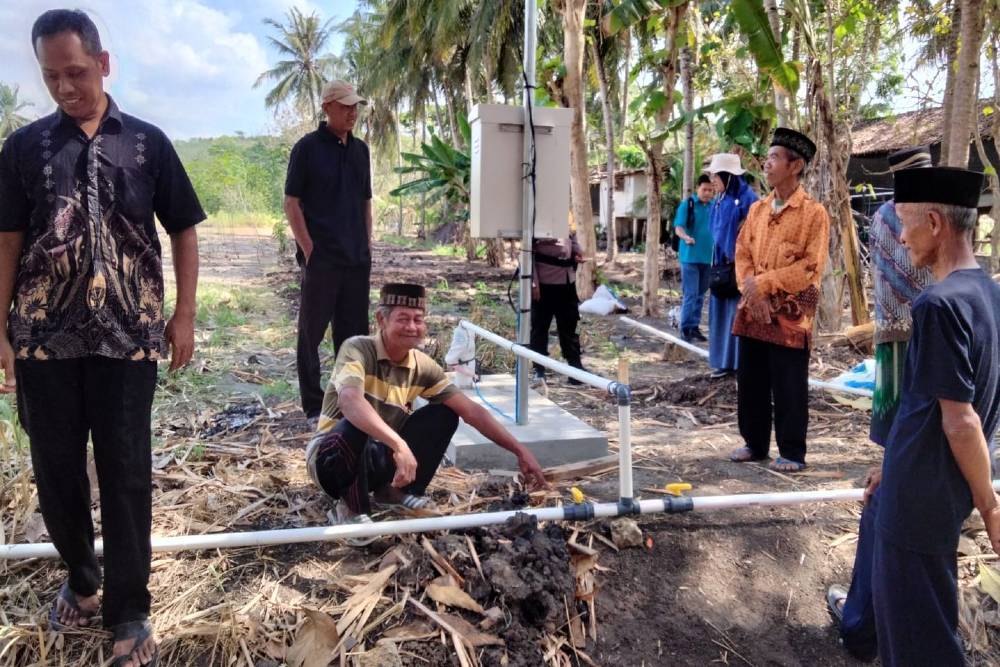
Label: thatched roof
xmin=851 ymin=100 xmax=994 ymax=157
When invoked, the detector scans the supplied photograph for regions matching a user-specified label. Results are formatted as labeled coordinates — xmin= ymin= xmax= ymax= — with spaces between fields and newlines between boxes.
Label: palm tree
xmin=255 ymin=8 xmax=340 ymax=123
xmin=0 ymin=83 xmax=33 ymax=141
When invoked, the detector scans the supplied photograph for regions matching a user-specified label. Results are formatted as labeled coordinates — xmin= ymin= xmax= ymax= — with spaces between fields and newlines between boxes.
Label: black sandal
xmin=111 ymin=619 xmax=159 ymax=667
xmin=48 ymin=581 xmax=98 ymax=631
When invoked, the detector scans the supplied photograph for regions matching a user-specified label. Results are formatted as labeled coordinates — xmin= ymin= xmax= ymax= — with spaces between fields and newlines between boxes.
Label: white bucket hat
xmin=706 ymin=153 xmax=746 ymax=175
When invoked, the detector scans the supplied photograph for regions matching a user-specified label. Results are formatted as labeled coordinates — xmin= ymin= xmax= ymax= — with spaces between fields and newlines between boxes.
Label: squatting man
xmin=305 ymin=283 xmax=548 ymax=532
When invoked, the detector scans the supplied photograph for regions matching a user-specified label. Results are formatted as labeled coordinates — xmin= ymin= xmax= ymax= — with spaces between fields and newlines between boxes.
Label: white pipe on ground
xmin=617 ymin=403 xmax=634 ymax=501
xmin=620 ymin=316 xmax=874 ymax=399
xmin=11 ymin=482 xmax=999 ymax=560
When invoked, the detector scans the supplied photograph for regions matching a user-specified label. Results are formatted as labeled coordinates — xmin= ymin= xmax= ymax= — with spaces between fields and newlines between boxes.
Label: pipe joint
xmin=563 ymin=503 xmax=595 ymax=521
xmin=611 ymin=382 xmax=632 ymax=406
xmin=617 ymin=497 xmax=640 ymax=515
xmin=664 ymin=496 xmax=694 ymax=513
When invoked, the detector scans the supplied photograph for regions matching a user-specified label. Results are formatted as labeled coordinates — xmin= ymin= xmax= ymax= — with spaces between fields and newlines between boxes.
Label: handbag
xmin=709 ymin=259 xmax=740 ymax=299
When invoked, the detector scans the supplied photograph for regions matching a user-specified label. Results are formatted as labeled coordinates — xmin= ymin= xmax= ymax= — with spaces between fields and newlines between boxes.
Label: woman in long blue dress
xmin=707 ymin=154 xmax=758 ymax=379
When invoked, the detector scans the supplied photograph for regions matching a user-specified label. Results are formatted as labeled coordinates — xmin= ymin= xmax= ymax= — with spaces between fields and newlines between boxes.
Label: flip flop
xmin=49 ymin=581 xmax=98 ymax=631
xmin=827 ymin=584 xmax=848 ymax=623
xmin=111 ymin=619 xmax=158 ymax=667
xmin=769 ymin=457 xmax=807 ymax=473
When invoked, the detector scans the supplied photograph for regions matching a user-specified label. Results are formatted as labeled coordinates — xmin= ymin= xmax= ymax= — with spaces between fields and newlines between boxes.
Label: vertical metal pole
xmin=516 ymin=0 xmax=538 ymax=425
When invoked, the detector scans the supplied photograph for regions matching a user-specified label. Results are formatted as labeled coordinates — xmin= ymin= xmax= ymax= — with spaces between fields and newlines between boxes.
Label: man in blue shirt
xmin=673 ymin=174 xmax=715 ymax=342
xmin=827 ymin=166 xmax=1000 ymax=666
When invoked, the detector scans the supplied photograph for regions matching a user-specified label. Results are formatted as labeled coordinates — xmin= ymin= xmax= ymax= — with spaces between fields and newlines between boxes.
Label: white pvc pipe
xmin=14 ymin=482 xmax=999 ymax=560
xmin=459 ymin=320 xmax=619 ymax=394
xmin=620 ymin=316 xmax=874 ymax=399
xmin=618 ymin=403 xmax=634 ymax=500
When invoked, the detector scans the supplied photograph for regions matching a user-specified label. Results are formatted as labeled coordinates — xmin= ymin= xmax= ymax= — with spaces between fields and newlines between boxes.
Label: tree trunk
xmin=764 ymin=0 xmax=788 ymax=125
xmin=444 ymin=90 xmax=462 ymax=150
xmin=812 ymin=21 xmax=869 ymax=329
xmin=562 ymin=0 xmax=598 ymax=298
xmin=591 ymin=39 xmax=619 ymax=263
xmin=941 ymin=0 xmax=962 ymax=165
xmin=639 ymin=4 xmax=688 ymax=317
xmin=621 ymin=27 xmax=631 ymax=145
xmin=397 ymin=101 xmax=404 ymax=236
xmin=945 ymin=0 xmax=986 ymax=167
xmin=991 ymin=31 xmax=1000 ymax=271
xmin=681 ymin=45 xmax=694 ymax=199
xmin=419 ymin=119 xmax=427 ymax=239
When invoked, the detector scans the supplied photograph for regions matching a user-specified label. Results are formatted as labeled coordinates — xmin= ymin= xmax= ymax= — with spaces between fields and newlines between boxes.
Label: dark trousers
xmin=297 ymin=261 xmax=371 ymax=417
xmin=311 ymin=403 xmax=459 ymax=514
xmin=872 ymin=526 xmax=964 ymax=666
xmin=529 ymin=282 xmax=582 ymax=374
xmin=840 ymin=493 xmax=880 ymax=662
xmin=16 ymin=358 xmax=157 ymax=628
xmin=736 ymin=336 xmax=809 ymax=463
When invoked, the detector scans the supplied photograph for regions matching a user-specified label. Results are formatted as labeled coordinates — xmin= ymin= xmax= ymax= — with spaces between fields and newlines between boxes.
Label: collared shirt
xmin=284 ymin=123 xmax=372 ymax=268
xmin=732 ymin=185 xmax=830 ymax=349
xmin=869 ymin=199 xmax=934 ymax=344
xmin=0 ymin=96 xmax=205 ymax=361
xmin=533 ymin=235 xmax=582 ymax=285
xmin=318 ymin=334 xmax=460 ymax=433
xmin=877 ymin=269 xmax=1000 ymax=555
xmin=673 ymin=196 xmax=713 ymax=265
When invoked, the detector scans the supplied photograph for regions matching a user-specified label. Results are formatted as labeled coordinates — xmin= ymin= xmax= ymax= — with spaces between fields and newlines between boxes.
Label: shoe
xmin=709 ymin=369 xmax=733 ymax=379
xmin=567 ymin=364 xmax=586 ymax=385
xmin=690 ymin=328 xmax=707 ymax=342
xmin=827 ymin=584 xmax=849 ymax=623
xmin=530 ymin=370 xmax=546 ymax=387
xmin=681 ymin=328 xmax=695 ymax=343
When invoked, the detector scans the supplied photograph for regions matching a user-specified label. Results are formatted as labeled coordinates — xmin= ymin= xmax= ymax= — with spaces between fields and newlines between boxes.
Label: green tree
xmin=0 ymin=83 xmax=33 ymax=141
xmin=255 ymin=8 xmax=340 ymax=124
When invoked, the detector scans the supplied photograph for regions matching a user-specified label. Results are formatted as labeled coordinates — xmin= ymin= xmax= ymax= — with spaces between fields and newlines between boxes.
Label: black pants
xmin=529 ymin=282 xmax=582 ymax=373
xmin=736 ymin=336 xmax=809 ymax=463
xmin=16 ymin=358 xmax=158 ymax=628
xmin=297 ymin=261 xmax=371 ymax=417
xmin=311 ymin=403 xmax=459 ymax=514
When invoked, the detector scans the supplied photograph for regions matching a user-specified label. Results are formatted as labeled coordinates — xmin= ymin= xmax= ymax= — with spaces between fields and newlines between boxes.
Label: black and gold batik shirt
xmin=0 ymin=96 xmax=205 ymax=360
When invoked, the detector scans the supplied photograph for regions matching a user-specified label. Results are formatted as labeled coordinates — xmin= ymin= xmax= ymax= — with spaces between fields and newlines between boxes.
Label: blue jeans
xmin=679 ymin=262 xmax=710 ymax=331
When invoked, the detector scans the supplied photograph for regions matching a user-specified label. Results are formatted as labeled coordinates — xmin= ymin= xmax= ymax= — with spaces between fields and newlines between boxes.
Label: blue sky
xmin=3 ymin=1 xmax=361 ymax=139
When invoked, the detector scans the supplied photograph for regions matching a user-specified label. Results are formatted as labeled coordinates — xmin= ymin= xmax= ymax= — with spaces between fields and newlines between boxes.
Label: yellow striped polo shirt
xmin=317 ymin=334 xmax=459 ymax=433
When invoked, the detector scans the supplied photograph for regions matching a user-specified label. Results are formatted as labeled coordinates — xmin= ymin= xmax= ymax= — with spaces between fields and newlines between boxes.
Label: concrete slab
xmin=445 ymin=373 xmax=609 ymax=470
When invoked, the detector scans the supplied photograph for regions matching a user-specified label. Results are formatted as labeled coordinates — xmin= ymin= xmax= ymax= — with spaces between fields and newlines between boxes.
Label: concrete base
xmin=446 ymin=373 xmax=609 ymax=470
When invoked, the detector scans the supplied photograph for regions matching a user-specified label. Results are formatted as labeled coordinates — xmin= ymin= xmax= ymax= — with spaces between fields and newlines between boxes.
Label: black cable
xmin=511 ymin=68 xmax=538 ymax=316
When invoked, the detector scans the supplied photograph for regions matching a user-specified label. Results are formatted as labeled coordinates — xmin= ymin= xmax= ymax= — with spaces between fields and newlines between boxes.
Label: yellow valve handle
xmin=570 ymin=487 xmax=585 ymax=503
xmin=665 ymin=483 xmax=692 ymax=496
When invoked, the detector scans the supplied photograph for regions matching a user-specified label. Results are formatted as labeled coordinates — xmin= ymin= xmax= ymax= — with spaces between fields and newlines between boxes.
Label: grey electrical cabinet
xmin=469 ymin=103 xmax=572 ymax=239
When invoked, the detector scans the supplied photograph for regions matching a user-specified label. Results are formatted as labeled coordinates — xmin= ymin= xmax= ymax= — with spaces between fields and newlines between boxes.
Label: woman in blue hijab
xmin=707 ymin=153 xmax=758 ymax=378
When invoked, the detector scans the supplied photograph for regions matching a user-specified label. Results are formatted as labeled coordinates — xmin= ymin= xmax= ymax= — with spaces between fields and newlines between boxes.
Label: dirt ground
xmin=1 ymin=226 xmax=998 ymax=666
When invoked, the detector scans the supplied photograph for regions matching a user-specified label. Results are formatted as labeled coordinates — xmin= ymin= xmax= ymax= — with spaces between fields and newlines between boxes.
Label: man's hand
xmin=684 ymin=237 xmax=695 ymax=245
xmin=301 ymin=239 xmax=315 ymax=265
xmin=983 ymin=504 xmax=1000 ymax=556
xmin=391 ymin=441 xmax=418 ymax=488
xmin=0 ymin=335 xmax=15 ymax=394
xmin=532 ymin=283 xmax=541 ymax=301
xmin=517 ymin=450 xmax=548 ymax=490
xmin=741 ymin=276 xmax=770 ymax=323
xmin=164 ymin=313 xmax=195 ymax=372
xmin=863 ymin=466 xmax=882 ymax=504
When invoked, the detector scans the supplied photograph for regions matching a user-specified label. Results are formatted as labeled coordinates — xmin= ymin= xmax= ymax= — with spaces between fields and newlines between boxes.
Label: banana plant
xmin=389 ymin=114 xmax=471 ymax=209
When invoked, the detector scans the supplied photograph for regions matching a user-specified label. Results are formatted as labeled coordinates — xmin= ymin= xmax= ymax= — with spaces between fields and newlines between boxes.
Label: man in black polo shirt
xmin=0 ymin=10 xmax=204 ymax=666
xmin=284 ymin=80 xmax=373 ymax=425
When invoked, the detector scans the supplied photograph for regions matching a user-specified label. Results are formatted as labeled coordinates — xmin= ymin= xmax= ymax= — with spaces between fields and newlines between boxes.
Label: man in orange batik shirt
xmin=727 ymin=128 xmax=830 ymax=474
